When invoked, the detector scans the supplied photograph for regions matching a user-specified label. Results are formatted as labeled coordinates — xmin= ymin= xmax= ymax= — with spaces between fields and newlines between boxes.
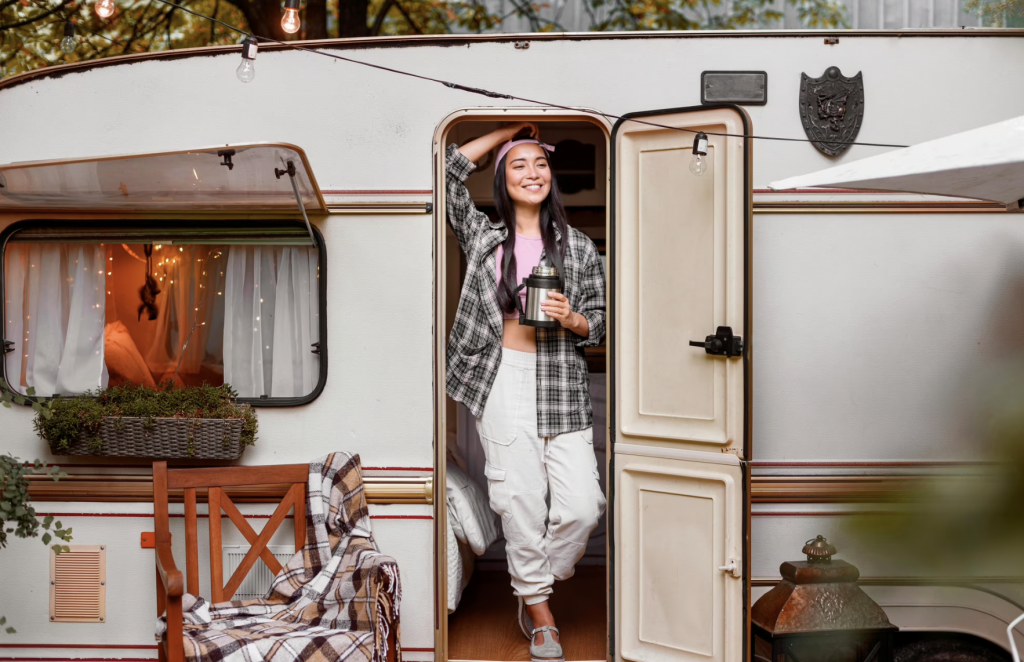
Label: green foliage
xmin=34 ymin=381 xmax=258 ymax=456
xmin=0 ymin=454 xmax=74 ymax=634
xmin=1 ymin=378 xmax=53 ymax=420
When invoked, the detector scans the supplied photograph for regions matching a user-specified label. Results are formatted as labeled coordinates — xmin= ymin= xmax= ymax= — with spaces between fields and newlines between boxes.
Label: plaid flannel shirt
xmin=445 ymin=144 xmax=606 ymax=438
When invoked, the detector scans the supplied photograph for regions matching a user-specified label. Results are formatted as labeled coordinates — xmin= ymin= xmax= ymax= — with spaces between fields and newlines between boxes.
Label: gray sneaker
xmin=530 ymin=626 xmax=564 ymax=662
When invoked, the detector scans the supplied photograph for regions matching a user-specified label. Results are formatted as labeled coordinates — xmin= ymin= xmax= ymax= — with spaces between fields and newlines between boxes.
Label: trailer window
xmin=2 ymin=223 xmax=325 ymax=404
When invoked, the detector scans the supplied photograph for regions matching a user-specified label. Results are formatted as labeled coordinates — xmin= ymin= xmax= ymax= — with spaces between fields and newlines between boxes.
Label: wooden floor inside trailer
xmin=448 ymin=566 xmax=607 ymax=661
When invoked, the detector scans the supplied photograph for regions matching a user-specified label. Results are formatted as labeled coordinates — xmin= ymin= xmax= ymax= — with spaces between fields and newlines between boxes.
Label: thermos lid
xmin=533 ymin=265 xmax=557 ymax=276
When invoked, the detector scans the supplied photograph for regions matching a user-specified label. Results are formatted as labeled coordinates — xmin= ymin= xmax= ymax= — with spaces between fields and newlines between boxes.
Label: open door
xmin=611 ymin=105 xmax=751 ymax=662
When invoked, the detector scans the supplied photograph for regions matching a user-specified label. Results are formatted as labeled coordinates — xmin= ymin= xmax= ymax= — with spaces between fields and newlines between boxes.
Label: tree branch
xmin=368 ymin=0 xmax=396 ymax=34
xmin=0 ymin=0 xmax=69 ymax=31
xmin=392 ymin=0 xmax=421 ymax=33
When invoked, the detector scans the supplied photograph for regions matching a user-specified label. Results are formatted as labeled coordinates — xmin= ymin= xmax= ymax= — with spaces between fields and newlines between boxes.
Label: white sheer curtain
xmin=3 ymin=243 xmax=107 ymax=397
xmin=223 ymin=246 xmax=318 ymax=398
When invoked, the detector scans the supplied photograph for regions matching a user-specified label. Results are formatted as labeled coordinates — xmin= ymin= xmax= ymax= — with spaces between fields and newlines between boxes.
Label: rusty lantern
xmin=751 ymin=536 xmax=897 ymax=662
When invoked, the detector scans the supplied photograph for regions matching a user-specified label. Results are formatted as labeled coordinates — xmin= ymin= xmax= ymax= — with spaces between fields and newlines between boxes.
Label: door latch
xmin=689 ymin=326 xmax=743 ymax=358
xmin=2 ymin=339 xmax=13 ymax=354
xmin=718 ymin=558 xmax=741 ymax=579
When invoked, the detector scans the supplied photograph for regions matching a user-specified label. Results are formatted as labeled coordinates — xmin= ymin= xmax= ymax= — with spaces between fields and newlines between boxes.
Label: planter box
xmin=60 ymin=417 xmax=245 ymax=459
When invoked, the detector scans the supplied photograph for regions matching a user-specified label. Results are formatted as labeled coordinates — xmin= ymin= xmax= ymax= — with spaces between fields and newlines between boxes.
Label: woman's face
xmin=504 ymin=143 xmax=551 ymax=207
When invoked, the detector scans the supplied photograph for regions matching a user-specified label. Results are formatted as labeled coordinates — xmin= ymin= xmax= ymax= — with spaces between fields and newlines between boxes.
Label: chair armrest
xmin=156 ymin=542 xmax=184 ymax=597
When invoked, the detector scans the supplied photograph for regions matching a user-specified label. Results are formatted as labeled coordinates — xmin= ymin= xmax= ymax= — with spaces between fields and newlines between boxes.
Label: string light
xmin=94 ymin=0 xmax=115 ymax=18
xmin=281 ymin=0 xmax=301 ymax=34
xmin=236 ymin=36 xmax=257 ymax=83
xmin=60 ymin=21 xmax=77 ymax=54
xmin=689 ymin=132 xmax=708 ymax=176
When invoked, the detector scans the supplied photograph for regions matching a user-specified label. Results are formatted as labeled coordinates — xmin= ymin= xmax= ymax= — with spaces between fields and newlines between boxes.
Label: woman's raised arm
xmin=458 ymin=122 xmax=539 ymax=164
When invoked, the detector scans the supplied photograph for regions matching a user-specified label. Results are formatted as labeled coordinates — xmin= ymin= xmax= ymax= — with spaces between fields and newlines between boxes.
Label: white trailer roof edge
xmin=3 ymin=28 xmax=1023 ymax=93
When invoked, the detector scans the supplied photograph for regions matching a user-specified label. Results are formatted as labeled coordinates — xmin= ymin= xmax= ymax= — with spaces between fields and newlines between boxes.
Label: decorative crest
xmin=799 ymin=66 xmax=864 ymax=157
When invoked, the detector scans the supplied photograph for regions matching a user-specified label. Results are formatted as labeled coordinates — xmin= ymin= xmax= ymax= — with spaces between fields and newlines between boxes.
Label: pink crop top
xmin=495 ymin=233 xmax=545 ymax=320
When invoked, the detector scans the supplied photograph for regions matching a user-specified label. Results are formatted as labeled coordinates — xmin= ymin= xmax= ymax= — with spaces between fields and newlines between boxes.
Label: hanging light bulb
xmin=689 ymin=132 xmax=708 ymax=176
xmin=236 ymin=36 xmax=258 ymax=83
xmin=94 ymin=0 xmax=115 ymax=18
xmin=281 ymin=0 xmax=301 ymax=34
xmin=60 ymin=20 xmax=77 ymax=53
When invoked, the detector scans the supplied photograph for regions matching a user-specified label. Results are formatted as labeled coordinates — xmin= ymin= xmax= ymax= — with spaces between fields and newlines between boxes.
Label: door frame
xmin=607 ymin=103 xmax=753 ymax=662
xmin=432 ymin=108 xmax=613 ymax=662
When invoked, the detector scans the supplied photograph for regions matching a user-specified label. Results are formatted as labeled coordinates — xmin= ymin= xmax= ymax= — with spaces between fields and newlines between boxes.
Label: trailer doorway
xmin=436 ymin=112 xmax=610 ymax=662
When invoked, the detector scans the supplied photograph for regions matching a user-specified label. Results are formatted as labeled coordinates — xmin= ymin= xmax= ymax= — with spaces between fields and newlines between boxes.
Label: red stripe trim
xmin=753 ymin=188 xmax=893 ymax=194
xmin=752 ymin=511 xmax=880 ymax=517
xmin=751 ymin=460 xmax=987 ymax=467
xmin=33 ymin=513 xmax=428 ymax=520
xmin=322 ymin=190 xmax=432 ymax=195
xmin=0 ymin=645 xmax=156 ymax=650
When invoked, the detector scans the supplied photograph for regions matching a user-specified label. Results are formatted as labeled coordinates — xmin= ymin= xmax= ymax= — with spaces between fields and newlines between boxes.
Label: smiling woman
xmin=2 ymin=223 xmax=323 ymax=402
xmin=443 ymin=119 xmax=608 ymax=662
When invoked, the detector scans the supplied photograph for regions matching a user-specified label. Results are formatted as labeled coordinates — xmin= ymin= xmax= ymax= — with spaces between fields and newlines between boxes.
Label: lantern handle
xmin=1008 ymin=611 xmax=1024 ymax=662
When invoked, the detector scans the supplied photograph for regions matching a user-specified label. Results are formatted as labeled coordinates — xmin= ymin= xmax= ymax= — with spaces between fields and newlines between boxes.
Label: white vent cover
xmin=223 ymin=545 xmax=296 ymax=600
xmin=50 ymin=545 xmax=106 ymax=623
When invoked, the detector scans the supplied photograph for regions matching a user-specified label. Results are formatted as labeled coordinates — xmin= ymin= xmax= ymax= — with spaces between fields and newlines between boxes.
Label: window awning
xmin=0 ymin=143 xmax=326 ymax=213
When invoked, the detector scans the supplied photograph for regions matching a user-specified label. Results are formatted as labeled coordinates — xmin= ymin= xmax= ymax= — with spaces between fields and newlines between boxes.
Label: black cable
xmin=148 ymin=0 xmax=909 ymax=149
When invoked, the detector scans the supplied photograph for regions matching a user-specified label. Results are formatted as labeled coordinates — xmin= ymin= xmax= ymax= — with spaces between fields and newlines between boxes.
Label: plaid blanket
xmin=157 ymin=453 xmax=402 ymax=662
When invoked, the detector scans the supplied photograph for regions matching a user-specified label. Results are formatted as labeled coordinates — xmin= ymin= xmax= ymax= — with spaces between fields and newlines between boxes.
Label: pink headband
xmin=496 ymin=138 xmax=555 ymax=165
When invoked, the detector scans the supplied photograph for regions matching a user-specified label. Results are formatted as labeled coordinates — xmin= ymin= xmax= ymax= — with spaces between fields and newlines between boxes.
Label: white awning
xmin=0 ymin=143 xmax=325 ymax=213
xmin=768 ymin=115 xmax=1024 ymax=211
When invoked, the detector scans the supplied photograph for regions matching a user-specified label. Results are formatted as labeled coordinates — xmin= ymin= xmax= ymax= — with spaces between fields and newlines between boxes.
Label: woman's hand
xmin=541 ymin=292 xmax=590 ymax=337
xmin=501 ymin=121 xmax=539 ymax=142
xmin=458 ymin=122 xmax=540 ymax=164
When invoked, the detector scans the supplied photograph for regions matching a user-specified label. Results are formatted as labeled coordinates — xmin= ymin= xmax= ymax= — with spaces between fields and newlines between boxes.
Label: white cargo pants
xmin=476 ymin=348 xmax=607 ymax=605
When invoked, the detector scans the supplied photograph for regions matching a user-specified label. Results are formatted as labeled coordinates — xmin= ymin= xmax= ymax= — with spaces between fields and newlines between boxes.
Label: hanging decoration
xmin=137 ymin=244 xmax=161 ymax=322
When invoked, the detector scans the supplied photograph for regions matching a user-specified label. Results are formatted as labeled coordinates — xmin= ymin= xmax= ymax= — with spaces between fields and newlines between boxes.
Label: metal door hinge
xmin=3 ymin=339 xmax=13 ymax=354
xmin=689 ymin=326 xmax=743 ymax=358
xmin=311 ymin=341 xmax=320 ymax=355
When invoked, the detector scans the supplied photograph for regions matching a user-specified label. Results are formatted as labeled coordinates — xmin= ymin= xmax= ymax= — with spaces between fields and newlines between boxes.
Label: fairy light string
xmin=91 ymin=0 xmax=910 ymax=149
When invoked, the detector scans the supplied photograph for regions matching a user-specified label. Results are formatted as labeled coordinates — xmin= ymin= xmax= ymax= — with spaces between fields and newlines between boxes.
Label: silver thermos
xmin=515 ymin=265 xmax=562 ymax=329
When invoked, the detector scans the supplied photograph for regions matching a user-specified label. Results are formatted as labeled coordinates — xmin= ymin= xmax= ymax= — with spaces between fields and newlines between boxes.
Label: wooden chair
xmin=153 ymin=461 xmax=397 ymax=662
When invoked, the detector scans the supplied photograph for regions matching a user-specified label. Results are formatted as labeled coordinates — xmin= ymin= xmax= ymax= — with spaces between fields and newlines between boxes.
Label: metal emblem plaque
xmin=799 ymin=66 xmax=864 ymax=157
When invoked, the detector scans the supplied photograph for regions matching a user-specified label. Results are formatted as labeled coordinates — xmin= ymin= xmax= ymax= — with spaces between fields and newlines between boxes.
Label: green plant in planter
xmin=34 ymin=382 xmax=258 ymax=457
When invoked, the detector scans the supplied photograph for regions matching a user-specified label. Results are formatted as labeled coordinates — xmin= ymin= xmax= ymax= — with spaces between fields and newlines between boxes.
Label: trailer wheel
xmin=894 ymin=634 xmax=1011 ymax=662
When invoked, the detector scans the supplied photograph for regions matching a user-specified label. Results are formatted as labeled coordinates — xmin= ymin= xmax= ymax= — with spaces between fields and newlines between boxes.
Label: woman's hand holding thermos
xmin=541 ymin=292 xmax=589 ymax=338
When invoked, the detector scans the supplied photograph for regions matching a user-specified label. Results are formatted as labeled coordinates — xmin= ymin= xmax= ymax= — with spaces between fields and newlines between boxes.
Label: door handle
xmin=718 ymin=559 xmax=741 ymax=579
xmin=689 ymin=326 xmax=743 ymax=358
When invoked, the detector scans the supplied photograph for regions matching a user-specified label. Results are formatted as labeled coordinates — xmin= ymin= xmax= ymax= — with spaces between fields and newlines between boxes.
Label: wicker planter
xmin=60 ymin=417 xmax=245 ymax=459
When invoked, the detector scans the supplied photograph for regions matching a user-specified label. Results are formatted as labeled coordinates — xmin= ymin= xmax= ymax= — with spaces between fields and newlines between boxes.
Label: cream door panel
xmin=616 ymin=108 xmax=747 ymax=450
xmin=615 ymin=450 xmax=743 ymax=662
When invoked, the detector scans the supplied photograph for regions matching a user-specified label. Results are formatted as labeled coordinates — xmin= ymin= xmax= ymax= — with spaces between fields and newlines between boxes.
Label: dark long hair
xmin=493 ymin=146 xmax=570 ymax=315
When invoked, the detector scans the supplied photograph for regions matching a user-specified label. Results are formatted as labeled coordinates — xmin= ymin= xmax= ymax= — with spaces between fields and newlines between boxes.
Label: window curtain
xmin=3 ymin=243 xmax=107 ymax=397
xmin=143 ymin=245 xmax=225 ymax=381
xmin=223 ymin=246 xmax=318 ymax=398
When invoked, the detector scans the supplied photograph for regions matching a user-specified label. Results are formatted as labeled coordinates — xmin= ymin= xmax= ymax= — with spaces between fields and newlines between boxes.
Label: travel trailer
xmin=1 ymin=28 xmax=1024 ymax=662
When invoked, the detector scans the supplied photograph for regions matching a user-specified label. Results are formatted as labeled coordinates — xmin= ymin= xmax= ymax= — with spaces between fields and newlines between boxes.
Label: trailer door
xmin=612 ymin=105 xmax=751 ymax=662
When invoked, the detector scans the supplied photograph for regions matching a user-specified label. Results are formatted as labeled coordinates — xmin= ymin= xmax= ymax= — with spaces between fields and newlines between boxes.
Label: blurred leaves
xmin=847 ymin=357 xmax=1024 ymax=577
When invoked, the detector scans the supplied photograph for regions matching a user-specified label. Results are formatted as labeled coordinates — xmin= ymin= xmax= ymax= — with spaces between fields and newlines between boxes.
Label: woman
xmin=446 ymin=122 xmax=606 ymax=662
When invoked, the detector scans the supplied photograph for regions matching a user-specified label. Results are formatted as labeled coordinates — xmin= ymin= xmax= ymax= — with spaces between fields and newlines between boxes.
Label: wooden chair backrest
xmin=152 ymin=462 xmax=308 ymax=602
